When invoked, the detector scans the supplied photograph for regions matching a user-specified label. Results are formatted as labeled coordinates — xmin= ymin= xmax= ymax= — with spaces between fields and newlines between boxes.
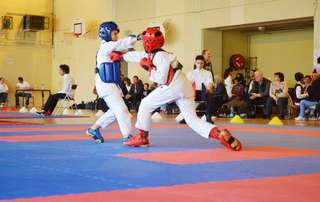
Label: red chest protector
xmin=139 ymin=50 xmax=175 ymax=85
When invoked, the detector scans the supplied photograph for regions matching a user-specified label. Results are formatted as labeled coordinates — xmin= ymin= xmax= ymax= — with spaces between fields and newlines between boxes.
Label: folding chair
xmin=52 ymin=84 xmax=78 ymax=115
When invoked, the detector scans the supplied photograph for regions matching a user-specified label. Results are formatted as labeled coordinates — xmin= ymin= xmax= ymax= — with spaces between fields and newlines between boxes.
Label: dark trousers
xmin=247 ymin=97 xmax=268 ymax=117
xmin=15 ymin=92 xmax=31 ymax=107
xmin=43 ymin=93 xmax=66 ymax=114
xmin=195 ymin=90 xmax=207 ymax=102
xmin=206 ymin=96 xmax=224 ymax=119
xmin=316 ymin=102 xmax=320 ymax=118
xmin=0 ymin=93 xmax=8 ymax=103
xmin=126 ymin=94 xmax=141 ymax=112
xmin=266 ymin=97 xmax=288 ymax=119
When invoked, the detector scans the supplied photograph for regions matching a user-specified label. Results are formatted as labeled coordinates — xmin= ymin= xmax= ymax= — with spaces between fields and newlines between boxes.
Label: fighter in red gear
xmin=111 ymin=28 xmax=242 ymax=151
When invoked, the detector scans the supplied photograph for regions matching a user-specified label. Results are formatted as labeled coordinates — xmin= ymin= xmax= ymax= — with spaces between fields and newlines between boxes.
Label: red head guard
xmin=141 ymin=27 xmax=164 ymax=53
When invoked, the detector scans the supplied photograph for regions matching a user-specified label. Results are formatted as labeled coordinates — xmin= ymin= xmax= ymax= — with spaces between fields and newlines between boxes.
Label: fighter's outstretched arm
xmin=103 ymin=36 xmax=138 ymax=53
xmin=123 ymin=51 xmax=145 ymax=63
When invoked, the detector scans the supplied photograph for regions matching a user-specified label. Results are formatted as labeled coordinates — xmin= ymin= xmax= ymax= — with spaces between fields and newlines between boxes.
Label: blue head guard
xmin=99 ymin=21 xmax=119 ymax=42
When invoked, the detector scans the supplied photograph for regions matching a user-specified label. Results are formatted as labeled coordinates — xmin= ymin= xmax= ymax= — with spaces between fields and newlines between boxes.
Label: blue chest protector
xmin=97 ymin=61 xmax=121 ymax=83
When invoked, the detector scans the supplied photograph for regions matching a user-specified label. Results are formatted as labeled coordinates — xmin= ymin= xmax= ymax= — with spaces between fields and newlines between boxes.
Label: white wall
xmin=52 ymin=0 xmax=114 ymax=103
xmin=50 ymin=0 xmax=317 ymax=102
xmin=249 ymin=29 xmax=314 ymax=86
xmin=0 ymin=0 xmax=53 ymax=107
xmin=202 ymin=29 xmax=222 ymax=76
xmin=114 ymin=0 xmax=315 ymax=82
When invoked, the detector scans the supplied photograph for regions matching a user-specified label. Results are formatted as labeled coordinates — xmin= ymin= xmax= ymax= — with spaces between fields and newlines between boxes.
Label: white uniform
xmin=224 ymin=75 xmax=233 ymax=98
xmin=187 ymin=68 xmax=213 ymax=90
xmin=58 ymin=74 xmax=73 ymax=96
xmin=0 ymin=83 xmax=8 ymax=93
xmin=16 ymin=81 xmax=31 ymax=91
xmin=123 ymin=51 xmax=216 ymax=138
xmin=94 ymin=37 xmax=136 ymax=137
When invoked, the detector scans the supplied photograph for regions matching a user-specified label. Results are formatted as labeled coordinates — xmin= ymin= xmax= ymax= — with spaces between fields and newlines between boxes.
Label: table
xmin=15 ymin=89 xmax=51 ymax=107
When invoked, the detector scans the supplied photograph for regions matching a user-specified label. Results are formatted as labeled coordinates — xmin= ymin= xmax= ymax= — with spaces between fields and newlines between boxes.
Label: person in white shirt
xmin=0 ymin=77 xmax=9 ymax=104
xmin=223 ymin=68 xmax=233 ymax=98
xmin=187 ymin=55 xmax=213 ymax=101
xmin=39 ymin=64 xmax=72 ymax=115
xmin=15 ymin=77 xmax=32 ymax=107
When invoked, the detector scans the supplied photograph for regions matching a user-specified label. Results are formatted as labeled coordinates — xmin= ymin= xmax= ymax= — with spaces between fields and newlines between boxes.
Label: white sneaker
xmin=29 ymin=107 xmax=38 ymax=114
xmin=295 ymin=116 xmax=305 ymax=121
xmin=19 ymin=107 xmax=29 ymax=113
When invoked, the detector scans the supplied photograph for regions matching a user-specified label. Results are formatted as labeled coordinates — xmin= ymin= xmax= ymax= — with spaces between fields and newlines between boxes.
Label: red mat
xmin=116 ymin=146 xmax=320 ymax=164
xmin=221 ymin=125 xmax=320 ymax=137
xmin=0 ymin=134 xmax=122 ymax=142
xmin=0 ymin=126 xmax=90 ymax=133
xmin=3 ymin=173 xmax=319 ymax=202
xmin=0 ymin=120 xmax=41 ymax=125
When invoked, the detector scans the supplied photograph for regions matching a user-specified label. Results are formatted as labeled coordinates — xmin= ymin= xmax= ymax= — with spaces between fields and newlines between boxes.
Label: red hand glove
xmin=109 ymin=51 xmax=123 ymax=62
xmin=139 ymin=57 xmax=154 ymax=72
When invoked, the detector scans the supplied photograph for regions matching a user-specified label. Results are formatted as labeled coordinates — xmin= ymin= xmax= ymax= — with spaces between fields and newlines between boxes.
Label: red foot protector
xmin=123 ymin=130 xmax=149 ymax=147
xmin=209 ymin=128 xmax=242 ymax=151
xmin=0 ymin=134 xmax=121 ymax=142
xmin=116 ymin=146 xmax=320 ymax=164
xmin=2 ymin=173 xmax=320 ymax=202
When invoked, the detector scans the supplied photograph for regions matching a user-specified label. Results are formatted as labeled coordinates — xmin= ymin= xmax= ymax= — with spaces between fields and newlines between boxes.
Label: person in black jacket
xmin=293 ymin=72 xmax=308 ymax=104
xmin=125 ymin=75 xmax=144 ymax=111
xmin=206 ymin=76 xmax=228 ymax=122
xmin=142 ymin=83 xmax=151 ymax=98
xmin=247 ymin=70 xmax=271 ymax=118
xmin=295 ymin=74 xmax=320 ymax=121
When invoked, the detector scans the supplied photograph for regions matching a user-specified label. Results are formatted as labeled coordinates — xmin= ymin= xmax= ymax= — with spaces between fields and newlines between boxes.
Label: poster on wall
xmin=314 ymin=49 xmax=320 ymax=73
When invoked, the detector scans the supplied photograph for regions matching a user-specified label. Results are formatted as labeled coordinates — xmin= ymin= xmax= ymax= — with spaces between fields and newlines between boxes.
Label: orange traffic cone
xmin=2 ymin=106 xmax=7 ymax=112
xmin=10 ymin=106 xmax=17 ymax=112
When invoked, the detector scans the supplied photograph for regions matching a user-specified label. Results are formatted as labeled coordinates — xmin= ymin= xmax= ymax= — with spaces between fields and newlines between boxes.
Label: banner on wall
xmin=314 ymin=49 xmax=320 ymax=73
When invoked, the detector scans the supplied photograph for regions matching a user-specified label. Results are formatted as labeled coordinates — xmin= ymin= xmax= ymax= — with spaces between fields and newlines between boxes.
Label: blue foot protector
xmin=86 ymin=128 xmax=104 ymax=143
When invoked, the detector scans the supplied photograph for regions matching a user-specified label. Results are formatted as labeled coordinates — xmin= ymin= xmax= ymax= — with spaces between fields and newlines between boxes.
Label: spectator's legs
xmin=15 ymin=93 xmax=20 ymax=107
xmin=316 ymin=102 xmax=320 ymax=118
xmin=0 ymin=93 xmax=8 ymax=104
xmin=25 ymin=93 xmax=31 ymax=106
xmin=247 ymin=97 xmax=258 ymax=117
xmin=277 ymin=97 xmax=288 ymax=119
xmin=298 ymin=100 xmax=318 ymax=118
xmin=265 ymin=97 xmax=274 ymax=119
xmin=206 ymin=96 xmax=223 ymax=120
xmin=195 ymin=90 xmax=202 ymax=102
xmin=43 ymin=93 xmax=66 ymax=114
xmin=261 ymin=97 xmax=269 ymax=118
